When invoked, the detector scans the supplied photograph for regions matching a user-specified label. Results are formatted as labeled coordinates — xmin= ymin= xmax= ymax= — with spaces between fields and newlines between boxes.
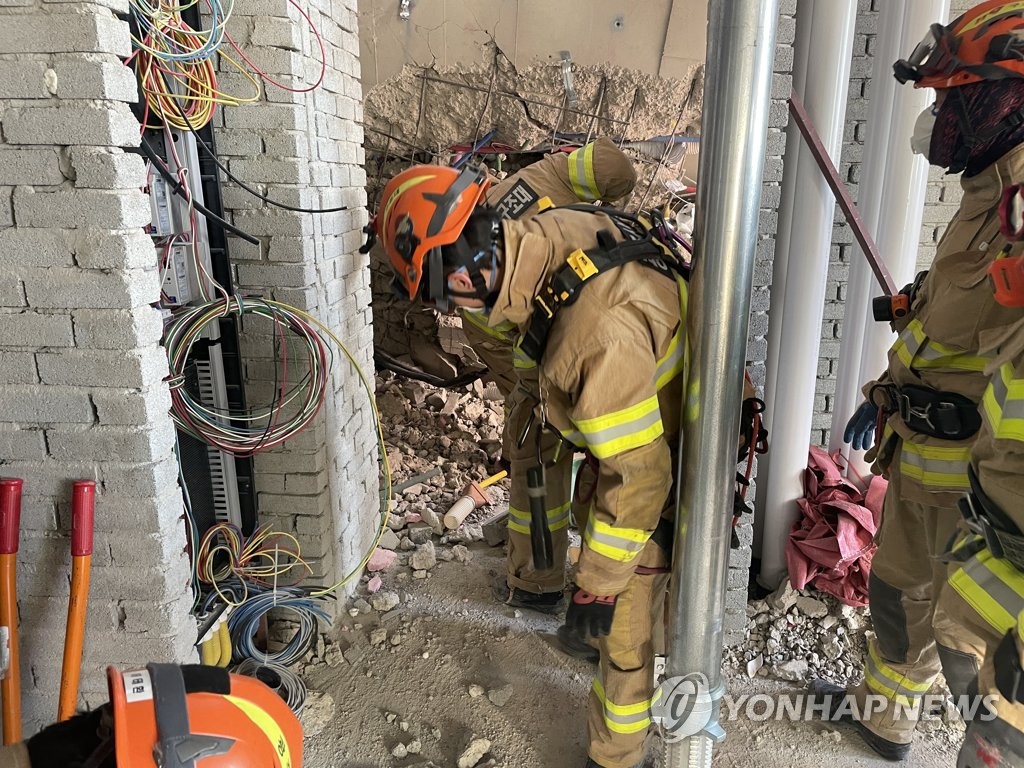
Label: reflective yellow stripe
xmin=381 ymin=174 xmax=433 ymax=234
xmin=224 ymin=695 xmax=292 ymax=768
xmin=568 ymin=143 xmax=601 ymax=202
xmin=862 ymin=644 xmax=929 ymax=708
xmin=460 ymin=308 xmax=517 ymax=341
xmin=573 ymin=395 xmax=663 ymax=459
xmin=898 ymin=442 xmax=971 ymax=490
xmin=655 ymin=331 xmax=686 ymax=391
xmin=513 ymin=341 xmax=538 ymax=370
xmin=508 ymin=501 xmax=572 ymax=535
xmin=984 ymin=362 xmax=1024 ymax=442
xmin=592 ymin=678 xmax=652 ymax=734
xmin=584 ymin=515 xmax=649 ymax=563
xmin=950 ymin=548 xmax=1024 ymax=635
xmin=891 ymin=318 xmax=989 ymax=372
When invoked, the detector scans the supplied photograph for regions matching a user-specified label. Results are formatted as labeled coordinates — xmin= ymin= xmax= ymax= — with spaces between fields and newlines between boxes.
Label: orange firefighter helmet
xmin=895 ymin=1 xmax=1024 ymax=88
xmin=372 ymin=164 xmax=490 ymax=303
xmin=107 ymin=663 xmax=302 ymax=767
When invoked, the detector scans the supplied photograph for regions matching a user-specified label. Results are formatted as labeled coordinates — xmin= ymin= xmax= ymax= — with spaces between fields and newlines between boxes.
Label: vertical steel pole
xmin=664 ymin=0 xmax=778 ymax=765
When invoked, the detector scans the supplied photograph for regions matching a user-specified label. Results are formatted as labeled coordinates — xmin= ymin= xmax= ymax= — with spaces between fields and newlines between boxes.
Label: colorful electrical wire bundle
xmin=197 ymin=522 xmax=313 ymax=601
xmin=163 ymin=296 xmax=331 ymax=456
xmin=227 ymin=588 xmax=331 ymax=666
xmin=232 ymin=658 xmax=307 ymax=715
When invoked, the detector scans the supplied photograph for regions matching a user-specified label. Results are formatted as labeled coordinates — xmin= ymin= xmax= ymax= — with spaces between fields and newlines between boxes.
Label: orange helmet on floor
xmin=372 ymin=164 xmax=490 ymax=303
xmin=895 ymin=1 xmax=1024 ymax=88
xmin=107 ymin=664 xmax=302 ymax=767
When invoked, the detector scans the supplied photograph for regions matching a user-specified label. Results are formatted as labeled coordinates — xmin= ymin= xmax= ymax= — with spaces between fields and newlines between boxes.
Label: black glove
xmin=844 ymin=400 xmax=878 ymax=452
xmin=995 ymin=628 xmax=1024 ymax=705
xmin=564 ymin=585 xmax=618 ymax=638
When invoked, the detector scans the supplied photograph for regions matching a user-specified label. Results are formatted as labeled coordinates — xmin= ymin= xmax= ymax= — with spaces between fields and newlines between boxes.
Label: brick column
xmin=0 ymin=1 xmax=193 ymax=731
xmin=216 ymin=0 xmax=375 ymax=606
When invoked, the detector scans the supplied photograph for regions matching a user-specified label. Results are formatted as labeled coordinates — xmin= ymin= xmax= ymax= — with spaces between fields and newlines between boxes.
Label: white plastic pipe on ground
xmin=830 ymin=0 xmax=951 ymax=478
xmin=756 ymin=0 xmax=857 ymax=588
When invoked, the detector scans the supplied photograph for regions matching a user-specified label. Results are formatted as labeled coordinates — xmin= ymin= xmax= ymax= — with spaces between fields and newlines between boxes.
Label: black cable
xmin=138 ymin=135 xmax=260 ymax=245
xmin=160 ymin=69 xmax=348 ymax=215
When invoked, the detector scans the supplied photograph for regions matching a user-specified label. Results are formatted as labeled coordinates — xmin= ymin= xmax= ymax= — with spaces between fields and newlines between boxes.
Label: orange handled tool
xmin=0 ymin=478 xmax=23 ymax=744
xmin=58 ymin=481 xmax=95 ymax=721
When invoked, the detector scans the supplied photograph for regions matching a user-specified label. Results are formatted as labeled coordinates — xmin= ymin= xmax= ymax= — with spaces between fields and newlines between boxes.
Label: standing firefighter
xmin=814 ymin=1 xmax=1024 ymax=760
xmin=369 ymin=138 xmax=638 ymax=619
xmin=371 ymin=163 xmax=692 ymax=768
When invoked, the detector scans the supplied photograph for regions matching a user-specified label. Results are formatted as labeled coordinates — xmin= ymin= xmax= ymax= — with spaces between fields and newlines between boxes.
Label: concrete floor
xmin=303 ymin=543 xmax=960 ymax=768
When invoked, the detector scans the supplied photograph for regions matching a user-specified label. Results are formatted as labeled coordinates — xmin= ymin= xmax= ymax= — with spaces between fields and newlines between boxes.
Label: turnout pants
xmin=853 ymin=468 xmax=982 ymax=744
xmin=461 ymin=319 xmax=571 ymax=594
xmin=587 ymin=543 xmax=670 ymax=768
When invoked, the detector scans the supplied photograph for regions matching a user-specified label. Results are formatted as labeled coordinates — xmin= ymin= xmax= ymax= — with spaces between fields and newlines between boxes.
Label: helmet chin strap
xmin=426 ymin=222 xmax=501 ymax=311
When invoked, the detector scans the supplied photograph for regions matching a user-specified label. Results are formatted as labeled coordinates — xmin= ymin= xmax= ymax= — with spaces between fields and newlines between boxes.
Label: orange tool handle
xmin=58 ymin=481 xmax=95 ymax=722
xmin=0 ymin=478 xmax=23 ymax=745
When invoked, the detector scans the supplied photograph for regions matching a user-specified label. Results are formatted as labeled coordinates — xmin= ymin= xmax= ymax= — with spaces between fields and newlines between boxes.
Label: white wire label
xmin=0 ymin=627 xmax=9 ymax=679
xmin=123 ymin=669 xmax=154 ymax=703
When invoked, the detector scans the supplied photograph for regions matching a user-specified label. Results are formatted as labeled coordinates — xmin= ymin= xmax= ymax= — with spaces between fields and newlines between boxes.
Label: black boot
xmin=557 ymin=624 xmax=600 ymax=663
xmin=494 ymin=585 xmax=566 ymax=615
xmin=808 ymin=680 xmax=912 ymax=761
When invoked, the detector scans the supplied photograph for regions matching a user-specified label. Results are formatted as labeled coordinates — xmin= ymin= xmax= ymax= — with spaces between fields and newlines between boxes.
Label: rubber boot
xmin=808 ymin=680 xmax=912 ymax=761
xmin=557 ymin=624 xmax=600 ymax=663
xmin=494 ymin=585 xmax=566 ymax=615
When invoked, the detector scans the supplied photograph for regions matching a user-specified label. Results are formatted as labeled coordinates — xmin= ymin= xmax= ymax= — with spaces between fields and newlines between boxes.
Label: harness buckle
xmin=897 ymin=393 xmax=935 ymax=429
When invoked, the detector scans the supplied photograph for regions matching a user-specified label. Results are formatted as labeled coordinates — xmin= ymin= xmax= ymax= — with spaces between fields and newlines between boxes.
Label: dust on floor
xmin=302 ymin=542 xmax=960 ymax=768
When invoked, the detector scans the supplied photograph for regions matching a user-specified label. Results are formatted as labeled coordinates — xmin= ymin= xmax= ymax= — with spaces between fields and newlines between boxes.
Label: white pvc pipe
xmin=830 ymin=0 xmax=951 ymax=479
xmin=756 ymin=0 xmax=857 ymax=588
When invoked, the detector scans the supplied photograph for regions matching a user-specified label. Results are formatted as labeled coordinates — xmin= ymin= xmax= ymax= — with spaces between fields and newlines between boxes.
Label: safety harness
xmin=518 ymin=205 xmax=690 ymax=363
xmin=870 ymin=381 xmax=982 ymax=441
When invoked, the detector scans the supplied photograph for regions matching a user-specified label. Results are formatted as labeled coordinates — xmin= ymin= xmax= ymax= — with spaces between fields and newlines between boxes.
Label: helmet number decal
xmin=122 ymin=669 xmax=154 ymax=703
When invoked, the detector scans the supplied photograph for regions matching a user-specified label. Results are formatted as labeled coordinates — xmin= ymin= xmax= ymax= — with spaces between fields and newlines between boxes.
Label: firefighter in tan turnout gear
xmin=468 ymin=138 xmax=638 ymax=616
xmin=812 ymin=2 xmax=1024 ymax=761
xmin=369 ymin=162 xmax=695 ymax=768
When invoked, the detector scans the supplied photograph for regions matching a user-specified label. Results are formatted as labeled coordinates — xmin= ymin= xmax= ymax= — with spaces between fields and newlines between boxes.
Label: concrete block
xmin=0 ymin=10 xmax=130 ymax=55
xmin=3 ymin=102 xmax=139 ymax=147
xmin=73 ymin=229 xmax=156 ymax=269
xmin=96 ymin=469 xmax=181 ymax=512
xmin=0 ymin=148 xmax=64 ymax=186
xmin=254 ymin=449 xmax=326 ymax=474
xmin=251 ymin=16 xmax=301 ymax=49
xmin=0 ymin=229 xmax=77 ymax=268
xmin=236 ymin=261 xmax=316 ymax=287
xmin=117 ymin=598 xmax=192 ymax=634
xmin=23 ymin=267 xmax=159 ymax=309
xmin=228 ymin=157 xmax=309 ymax=184
xmin=231 ymin=210 xmax=312 ymax=239
xmin=68 ymin=147 xmax=147 ymax=190
xmin=72 ymin=307 xmax=162 ymax=349
xmin=284 ymin=471 xmax=328 ymax=495
xmin=0 ymin=427 xmax=46 ymax=462
xmin=267 ymin=236 xmax=314 ymax=263
xmin=213 ymin=129 xmax=264 ymax=156
xmin=0 ymin=351 xmax=38 ymax=384
xmin=0 ymin=386 xmax=94 ymax=423
xmin=52 ymin=53 xmax=138 ymax=101
xmin=46 ymin=423 xmax=174 ymax=463
xmin=0 ymin=311 xmax=74 ymax=348
xmin=0 ymin=58 xmax=49 ymax=98
xmin=38 ymin=346 xmax=168 ymax=388
xmin=258 ymin=491 xmax=328 ymax=516
xmin=14 ymin=187 xmax=150 ymax=229
xmin=92 ymin=386 xmax=172 ymax=426
xmin=223 ymin=104 xmax=306 ymax=131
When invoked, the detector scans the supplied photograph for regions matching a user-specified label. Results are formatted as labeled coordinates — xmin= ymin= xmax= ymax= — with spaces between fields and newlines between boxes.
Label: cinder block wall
xmin=214 ymin=0 xmax=375 ymax=598
xmin=812 ymin=0 xmax=974 ymax=445
xmin=0 ymin=1 xmax=194 ymax=731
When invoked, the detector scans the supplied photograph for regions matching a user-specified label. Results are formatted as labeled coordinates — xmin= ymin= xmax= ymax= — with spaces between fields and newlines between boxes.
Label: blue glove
xmin=843 ymin=401 xmax=878 ymax=452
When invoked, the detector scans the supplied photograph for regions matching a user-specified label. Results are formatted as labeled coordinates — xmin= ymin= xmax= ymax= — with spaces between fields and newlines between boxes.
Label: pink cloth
xmin=785 ymin=445 xmax=886 ymax=606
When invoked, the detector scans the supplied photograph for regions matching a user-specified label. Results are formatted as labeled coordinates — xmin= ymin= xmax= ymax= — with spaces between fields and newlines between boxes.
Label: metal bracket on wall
xmin=399 ymin=0 xmax=411 ymax=20
xmin=559 ymin=50 xmax=578 ymax=109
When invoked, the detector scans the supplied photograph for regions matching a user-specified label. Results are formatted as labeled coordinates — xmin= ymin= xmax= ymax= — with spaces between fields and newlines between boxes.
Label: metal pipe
xmin=0 ymin=479 xmax=22 ymax=745
xmin=663 ymin=0 xmax=778 ymax=765
xmin=757 ymin=0 xmax=857 ymax=587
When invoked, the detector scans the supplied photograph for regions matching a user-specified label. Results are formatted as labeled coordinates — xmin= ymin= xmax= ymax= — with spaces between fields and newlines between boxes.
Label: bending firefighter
xmin=0 ymin=663 xmax=302 ymax=767
xmin=814 ymin=2 xmax=1024 ymax=761
xmin=371 ymin=163 xmax=692 ymax=768
xmin=368 ymin=139 xmax=638 ymax=619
